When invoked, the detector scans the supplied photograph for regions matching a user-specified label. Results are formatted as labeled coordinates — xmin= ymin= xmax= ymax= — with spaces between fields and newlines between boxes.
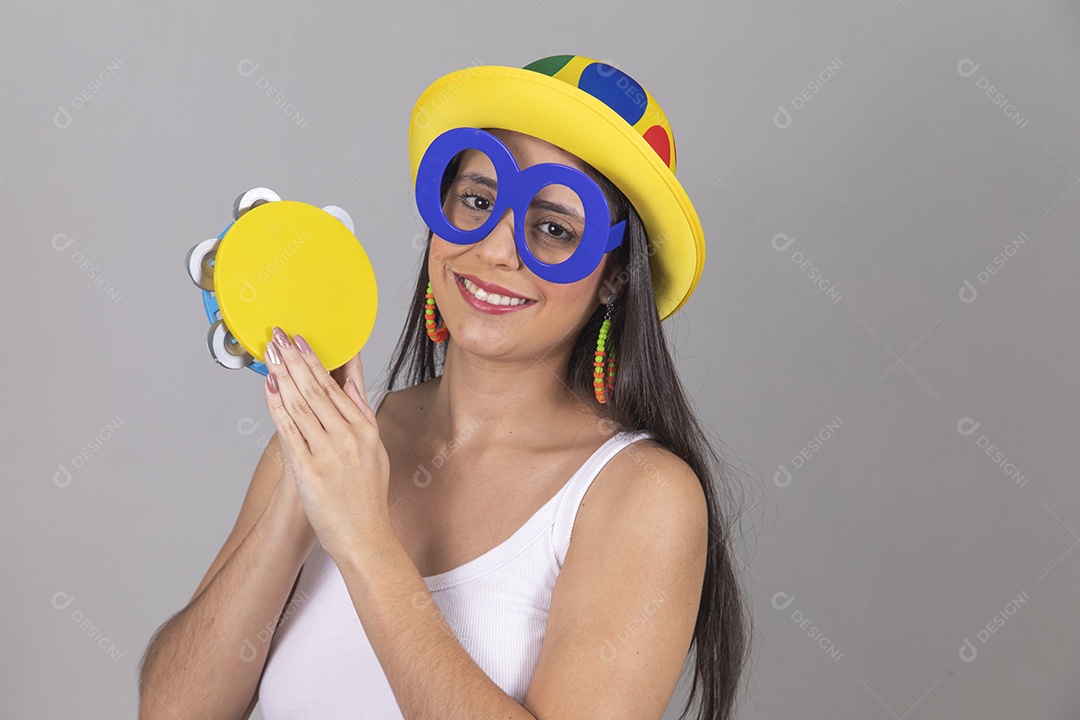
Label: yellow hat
xmin=409 ymin=54 xmax=705 ymax=321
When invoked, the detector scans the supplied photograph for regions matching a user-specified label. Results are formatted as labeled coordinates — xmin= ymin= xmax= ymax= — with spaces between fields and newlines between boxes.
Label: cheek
xmin=574 ymin=266 xmax=609 ymax=304
xmin=541 ymin=278 xmax=601 ymax=310
xmin=535 ymin=259 xmax=610 ymax=306
xmin=428 ymin=236 xmax=466 ymax=274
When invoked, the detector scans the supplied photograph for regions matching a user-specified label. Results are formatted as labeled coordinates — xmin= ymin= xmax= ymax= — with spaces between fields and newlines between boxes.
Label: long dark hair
xmin=384 ymin=141 xmax=754 ymax=720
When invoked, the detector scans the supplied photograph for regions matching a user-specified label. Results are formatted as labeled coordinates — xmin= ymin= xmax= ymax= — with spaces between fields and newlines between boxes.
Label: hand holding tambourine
xmin=186 ymin=189 xmax=389 ymax=558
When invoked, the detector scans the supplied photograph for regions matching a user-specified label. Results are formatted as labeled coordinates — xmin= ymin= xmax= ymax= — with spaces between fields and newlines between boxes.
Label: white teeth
xmin=460 ymin=277 xmax=529 ymax=306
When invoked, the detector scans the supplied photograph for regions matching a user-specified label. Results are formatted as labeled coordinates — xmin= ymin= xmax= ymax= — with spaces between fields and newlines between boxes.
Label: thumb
xmin=345 ymin=378 xmax=375 ymax=422
xmin=342 ymin=353 xmax=367 ymax=406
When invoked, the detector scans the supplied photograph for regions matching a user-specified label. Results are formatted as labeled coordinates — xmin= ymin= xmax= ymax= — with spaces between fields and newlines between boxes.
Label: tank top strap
xmin=552 ymin=429 xmax=657 ymax=569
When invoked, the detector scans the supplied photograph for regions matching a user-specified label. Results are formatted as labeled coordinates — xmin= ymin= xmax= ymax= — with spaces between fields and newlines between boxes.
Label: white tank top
xmin=258 ymin=388 xmax=655 ymax=718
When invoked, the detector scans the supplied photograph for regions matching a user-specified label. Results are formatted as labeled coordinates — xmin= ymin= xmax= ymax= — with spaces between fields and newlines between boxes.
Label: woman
xmin=141 ymin=54 xmax=751 ymax=720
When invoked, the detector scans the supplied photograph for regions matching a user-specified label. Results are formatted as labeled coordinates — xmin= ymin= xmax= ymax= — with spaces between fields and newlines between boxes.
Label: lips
xmin=455 ymin=273 xmax=533 ymax=301
xmin=452 ymin=272 xmax=536 ymax=314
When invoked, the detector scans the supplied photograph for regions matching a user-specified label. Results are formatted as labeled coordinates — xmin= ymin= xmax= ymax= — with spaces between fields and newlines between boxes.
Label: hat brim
xmin=409 ymin=65 xmax=704 ymax=321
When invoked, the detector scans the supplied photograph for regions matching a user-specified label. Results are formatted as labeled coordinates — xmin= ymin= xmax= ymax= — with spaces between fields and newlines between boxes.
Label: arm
xmin=332 ymin=443 xmax=706 ymax=720
xmin=138 ymin=432 xmax=317 ymax=720
xmin=522 ymin=442 xmax=708 ymax=719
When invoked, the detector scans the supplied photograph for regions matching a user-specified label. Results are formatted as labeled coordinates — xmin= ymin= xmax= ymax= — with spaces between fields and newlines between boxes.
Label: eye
xmin=459 ymin=192 xmax=492 ymax=212
xmin=538 ymin=219 xmax=578 ymax=243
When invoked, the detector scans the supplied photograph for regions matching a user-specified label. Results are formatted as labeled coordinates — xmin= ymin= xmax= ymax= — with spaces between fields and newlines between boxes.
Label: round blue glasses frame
xmin=415 ymin=127 xmax=627 ymax=284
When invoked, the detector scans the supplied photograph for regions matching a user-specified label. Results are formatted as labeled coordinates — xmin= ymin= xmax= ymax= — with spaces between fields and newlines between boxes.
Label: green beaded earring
xmin=594 ymin=294 xmax=617 ymax=404
xmin=424 ymin=281 xmax=449 ymax=343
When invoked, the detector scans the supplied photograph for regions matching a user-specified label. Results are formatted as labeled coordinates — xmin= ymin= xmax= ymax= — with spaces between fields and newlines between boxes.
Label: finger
xmin=345 ymin=378 xmax=376 ymax=424
xmin=264 ymin=365 xmax=312 ymax=461
xmin=343 ymin=352 xmax=369 ymax=408
xmin=286 ymin=331 xmax=367 ymax=428
xmin=264 ymin=335 xmax=337 ymax=451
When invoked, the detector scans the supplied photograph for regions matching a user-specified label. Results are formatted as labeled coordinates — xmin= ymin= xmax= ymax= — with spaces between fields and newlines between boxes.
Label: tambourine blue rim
xmin=200 ymin=221 xmax=269 ymax=377
xmin=415 ymin=127 xmax=626 ymax=284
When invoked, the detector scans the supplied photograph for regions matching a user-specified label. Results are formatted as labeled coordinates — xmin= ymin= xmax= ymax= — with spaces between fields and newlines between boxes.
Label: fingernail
xmin=294 ymin=334 xmax=312 ymax=355
xmin=266 ymin=372 xmax=279 ymax=393
xmin=272 ymin=326 xmax=292 ymax=349
xmin=266 ymin=341 xmax=281 ymax=365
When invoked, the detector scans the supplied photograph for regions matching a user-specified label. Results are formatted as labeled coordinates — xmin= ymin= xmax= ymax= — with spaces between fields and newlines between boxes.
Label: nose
xmin=474 ymin=206 xmax=521 ymax=270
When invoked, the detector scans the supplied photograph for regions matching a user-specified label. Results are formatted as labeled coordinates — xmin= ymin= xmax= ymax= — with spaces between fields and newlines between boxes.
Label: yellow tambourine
xmin=185 ymin=188 xmax=378 ymax=376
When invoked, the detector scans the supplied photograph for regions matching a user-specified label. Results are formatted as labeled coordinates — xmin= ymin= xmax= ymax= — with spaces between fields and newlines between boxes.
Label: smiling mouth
xmin=455 ymin=274 xmax=535 ymax=307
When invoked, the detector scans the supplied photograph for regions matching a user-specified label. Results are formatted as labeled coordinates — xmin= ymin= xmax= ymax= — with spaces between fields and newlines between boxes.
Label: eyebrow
xmin=454 ymin=171 xmax=498 ymax=191
xmin=454 ymin=171 xmax=585 ymax=225
xmin=529 ymin=198 xmax=584 ymax=225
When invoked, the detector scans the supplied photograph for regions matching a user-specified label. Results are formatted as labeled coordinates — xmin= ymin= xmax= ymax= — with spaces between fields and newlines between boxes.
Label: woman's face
xmin=427 ymin=128 xmax=617 ymax=360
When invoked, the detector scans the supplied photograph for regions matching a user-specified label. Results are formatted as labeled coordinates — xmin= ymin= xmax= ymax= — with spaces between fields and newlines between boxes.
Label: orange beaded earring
xmin=594 ymin=293 xmax=618 ymax=404
xmin=424 ymin=280 xmax=449 ymax=343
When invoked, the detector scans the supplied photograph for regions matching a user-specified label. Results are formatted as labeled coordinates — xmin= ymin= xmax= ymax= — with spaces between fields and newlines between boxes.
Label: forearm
xmin=337 ymin=527 xmax=537 ymax=720
xmin=139 ymin=482 xmax=316 ymax=720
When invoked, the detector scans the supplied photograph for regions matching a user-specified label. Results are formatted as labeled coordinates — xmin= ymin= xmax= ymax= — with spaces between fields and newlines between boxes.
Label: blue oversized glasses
xmin=415 ymin=127 xmax=626 ymax=284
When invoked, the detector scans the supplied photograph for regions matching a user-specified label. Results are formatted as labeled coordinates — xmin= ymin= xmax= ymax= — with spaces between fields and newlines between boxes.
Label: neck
xmin=427 ymin=339 xmax=585 ymax=450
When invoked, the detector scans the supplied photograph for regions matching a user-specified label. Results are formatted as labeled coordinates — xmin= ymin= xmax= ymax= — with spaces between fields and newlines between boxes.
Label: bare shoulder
xmin=372 ymin=380 xmax=432 ymax=424
xmin=373 ymin=381 xmax=445 ymax=461
xmin=583 ymin=437 xmax=708 ymax=536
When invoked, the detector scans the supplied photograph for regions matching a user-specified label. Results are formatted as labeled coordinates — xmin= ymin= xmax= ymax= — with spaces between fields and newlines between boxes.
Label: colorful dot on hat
xmin=577 ymin=62 xmax=648 ymax=126
xmin=642 ymin=125 xmax=671 ymax=167
xmin=522 ymin=54 xmax=574 ymax=77
xmin=522 ymin=54 xmax=678 ymax=173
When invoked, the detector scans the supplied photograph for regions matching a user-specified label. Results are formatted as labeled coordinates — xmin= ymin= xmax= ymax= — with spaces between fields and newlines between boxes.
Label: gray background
xmin=2 ymin=1 xmax=1077 ymax=718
